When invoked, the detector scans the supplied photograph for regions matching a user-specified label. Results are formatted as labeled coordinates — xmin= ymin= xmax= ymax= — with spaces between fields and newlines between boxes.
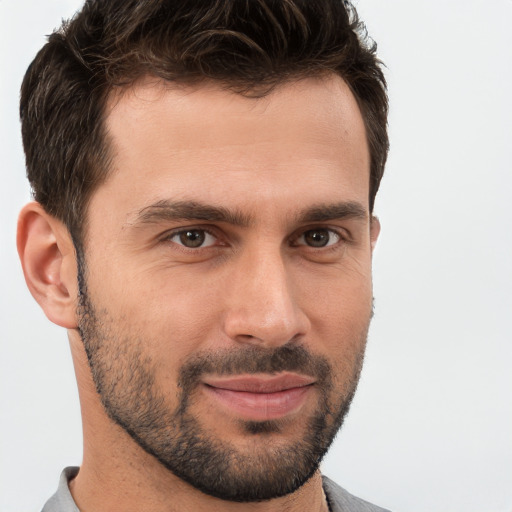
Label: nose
xmin=222 ymin=248 xmax=311 ymax=348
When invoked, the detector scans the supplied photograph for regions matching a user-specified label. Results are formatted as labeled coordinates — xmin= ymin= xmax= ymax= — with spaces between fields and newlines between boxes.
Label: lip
xmin=202 ymin=373 xmax=315 ymax=421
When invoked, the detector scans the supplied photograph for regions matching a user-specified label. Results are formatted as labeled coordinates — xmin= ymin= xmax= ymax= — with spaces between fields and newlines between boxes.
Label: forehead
xmin=106 ymin=75 xmax=367 ymax=159
xmin=94 ymin=74 xmax=370 ymax=226
xmin=107 ymin=74 xmax=366 ymax=138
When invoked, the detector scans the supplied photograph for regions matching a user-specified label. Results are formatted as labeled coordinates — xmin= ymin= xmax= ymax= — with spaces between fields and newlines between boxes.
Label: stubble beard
xmin=76 ymin=255 xmax=369 ymax=502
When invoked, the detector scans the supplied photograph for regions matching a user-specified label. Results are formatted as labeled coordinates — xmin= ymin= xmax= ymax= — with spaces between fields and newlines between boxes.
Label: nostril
xmin=237 ymin=334 xmax=261 ymax=343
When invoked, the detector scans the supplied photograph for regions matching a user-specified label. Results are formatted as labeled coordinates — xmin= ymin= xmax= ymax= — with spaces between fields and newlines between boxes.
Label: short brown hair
xmin=20 ymin=0 xmax=388 ymax=243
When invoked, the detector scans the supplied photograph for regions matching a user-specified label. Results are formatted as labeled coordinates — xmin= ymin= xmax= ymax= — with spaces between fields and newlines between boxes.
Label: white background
xmin=1 ymin=1 xmax=511 ymax=511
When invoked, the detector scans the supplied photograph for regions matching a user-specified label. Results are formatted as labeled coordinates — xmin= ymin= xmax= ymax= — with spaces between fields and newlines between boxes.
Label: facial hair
xmin=76 ymin=252 xmax=368 ymax=502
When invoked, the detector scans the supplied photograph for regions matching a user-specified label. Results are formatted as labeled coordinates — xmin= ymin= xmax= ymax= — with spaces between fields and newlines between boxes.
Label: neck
xmin=70 ymin=462 xmax=329 ymax=512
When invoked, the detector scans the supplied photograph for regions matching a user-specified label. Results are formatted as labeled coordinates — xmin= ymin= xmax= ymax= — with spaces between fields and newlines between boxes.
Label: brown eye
xmin=170 ymin=229 xmax=216 ymax=248
xmin=297 ymin=229 xmax=340 ymax=248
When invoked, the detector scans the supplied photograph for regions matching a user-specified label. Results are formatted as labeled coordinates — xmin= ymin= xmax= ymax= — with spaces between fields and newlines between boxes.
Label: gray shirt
xmin=42 ymin=467 xmax=391 ymax=512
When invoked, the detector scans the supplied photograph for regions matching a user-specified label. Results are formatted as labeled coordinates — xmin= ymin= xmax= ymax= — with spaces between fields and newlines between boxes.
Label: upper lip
xmin=202 ymin=373 xmax=316 ymax=393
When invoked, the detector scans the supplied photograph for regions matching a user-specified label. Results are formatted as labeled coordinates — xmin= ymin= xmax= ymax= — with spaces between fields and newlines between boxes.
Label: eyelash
xmin=160 ymin=225 xmax=349 ymax=252
xmin=161 ymin=227 xmax=222 ymax=249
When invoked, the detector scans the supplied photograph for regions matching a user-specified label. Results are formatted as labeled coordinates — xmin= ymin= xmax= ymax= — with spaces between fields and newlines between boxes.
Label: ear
xmin=370 ymin=215 xmax=381 ymax=251
xmin=17 ymin=202 xmax=79 ymax=329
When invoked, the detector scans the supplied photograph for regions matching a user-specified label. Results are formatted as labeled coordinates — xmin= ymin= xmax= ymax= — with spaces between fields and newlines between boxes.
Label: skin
xmin=17 ymin=74 xmax=380 ymax=512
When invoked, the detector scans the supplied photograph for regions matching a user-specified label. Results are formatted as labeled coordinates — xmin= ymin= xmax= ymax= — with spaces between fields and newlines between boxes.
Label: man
xmin=17 ymin=0 xmax=389 ymax=510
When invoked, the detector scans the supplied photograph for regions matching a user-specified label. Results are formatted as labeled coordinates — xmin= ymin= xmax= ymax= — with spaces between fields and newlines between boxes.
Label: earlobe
xmin=17 ymin=202 xmax=79 ymax=329
xmin=370 ymin=215 xmax=381 ymax=251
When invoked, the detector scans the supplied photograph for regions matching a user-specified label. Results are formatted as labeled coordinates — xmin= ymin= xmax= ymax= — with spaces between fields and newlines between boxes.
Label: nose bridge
xmin=223 ymin=243 xmax=309 ymax=346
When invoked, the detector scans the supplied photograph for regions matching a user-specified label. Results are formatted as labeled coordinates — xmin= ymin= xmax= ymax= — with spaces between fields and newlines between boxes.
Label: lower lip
xmin=203 ymin=384 xmax=313 ymax=421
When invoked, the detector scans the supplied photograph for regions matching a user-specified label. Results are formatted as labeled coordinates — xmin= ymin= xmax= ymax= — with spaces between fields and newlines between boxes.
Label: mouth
xmin=201 ymin=373 xmax=316 ymax=422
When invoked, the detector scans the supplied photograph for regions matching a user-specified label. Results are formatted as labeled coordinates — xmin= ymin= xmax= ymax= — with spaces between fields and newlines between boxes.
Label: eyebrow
xmin=131 ymin=199 xmax=368 ymax=228
xmin=298 ymin=202 xmax=368 ymax=223
xmin=134 ymin=200 xmax=252 ymax=227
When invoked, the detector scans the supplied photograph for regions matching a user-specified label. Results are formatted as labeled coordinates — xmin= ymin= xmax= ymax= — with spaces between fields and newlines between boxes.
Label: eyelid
xmin=290 ymin=226 xmax=349 ymax=248
xmin=158 ymin=224 xmax=350 ymax=250
xmin=160 ymin=226 xmax=223 ymax=248
xmin=296 ymin=225 xmax=346 ymax=239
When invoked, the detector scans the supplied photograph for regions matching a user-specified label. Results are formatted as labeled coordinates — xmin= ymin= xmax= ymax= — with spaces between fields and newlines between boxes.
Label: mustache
xmin=177 ymin=344 xmax=332 ymax=394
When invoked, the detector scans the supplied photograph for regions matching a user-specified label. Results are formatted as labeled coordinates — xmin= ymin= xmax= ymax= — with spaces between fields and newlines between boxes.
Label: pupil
xmin=180 ymin=230 xmax=205 ymax=248
xmin=305 ymin=230 xmax=329 ymax=247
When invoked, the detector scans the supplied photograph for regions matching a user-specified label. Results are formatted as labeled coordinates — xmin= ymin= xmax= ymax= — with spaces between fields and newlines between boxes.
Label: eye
xmin=168 ymin=229 xmax=217 ymax=248
xmin=295 ymin=228 xmax=341 ymax=248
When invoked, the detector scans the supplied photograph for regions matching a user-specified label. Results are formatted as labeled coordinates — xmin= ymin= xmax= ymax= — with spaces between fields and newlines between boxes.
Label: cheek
xmin=300 ymin=258 xmax=373 ymax=327
xmin=95 ymin=268 xmax=223 ymax=358
xmin=299 ymin=263 xmax=373 ymax=370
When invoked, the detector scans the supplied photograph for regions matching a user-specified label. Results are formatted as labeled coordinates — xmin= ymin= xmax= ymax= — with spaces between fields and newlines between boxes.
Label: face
xmin=78 ymin=75 xmax=377 ymax=502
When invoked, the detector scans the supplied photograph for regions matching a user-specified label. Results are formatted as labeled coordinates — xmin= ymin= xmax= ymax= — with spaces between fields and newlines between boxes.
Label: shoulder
xmin=322 ymin=475 xmax=391 ymax=512
xmin=41 ymin=467 xmax=80 ymax=512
